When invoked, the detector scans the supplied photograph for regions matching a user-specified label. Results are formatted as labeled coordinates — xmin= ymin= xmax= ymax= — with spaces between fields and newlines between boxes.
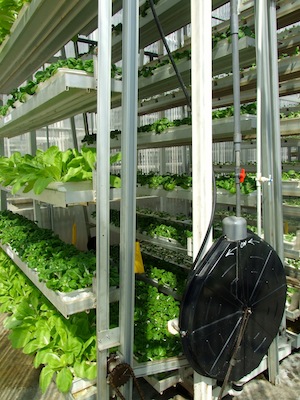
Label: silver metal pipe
xmin=230 ymin=0 xmax=242 ymax=217
xmin=119 ymin=0 xmax=139 ymax=398
xmin=191 ymin=0 xmax=213 ymax=396
xmin=191 ymin=0 xmax=212 ymax=262
xmin=255 ymin=0 xmax=263 ymax=237
xmin=96 ymin=0 xmax=112 ymax=398
xmin=255 ymin=0 xmax=283 ymax=385
xmin=268 ymin=0 xmax=284 ymax=261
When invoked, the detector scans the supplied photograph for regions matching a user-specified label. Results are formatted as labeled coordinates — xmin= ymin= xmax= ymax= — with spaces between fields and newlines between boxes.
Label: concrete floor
xmin=0 ymin=312 xmax=299 ymax=400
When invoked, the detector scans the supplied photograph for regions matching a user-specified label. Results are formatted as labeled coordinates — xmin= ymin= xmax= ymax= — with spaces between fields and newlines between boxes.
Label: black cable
xmin=148 ymin=0 xmax=192 ymax=112
xmin=149 ymin=0 xmax=216 ymax=265
xmin=193 ymin=171 xmax=217 ymax=268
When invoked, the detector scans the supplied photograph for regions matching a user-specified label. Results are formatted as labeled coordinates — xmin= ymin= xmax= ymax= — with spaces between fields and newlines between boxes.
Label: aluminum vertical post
xmin=255 ymin=0 xmax=283 ymax=386
xmin=119 ymin=0 xmax=139 ymax=398
xmin=191 ymin=0 xmax=213 ymax=399
xmin=96 ymin=0 xmax=112 ymax=398
xmin=191 ymin=0 xmax=212 ymax=259
xmin=268 ymin=0 xmax=284 ymax=261
xmin=231 ymin=0 xmax=242 ymax=217
xmin=0 ymin=138 xmax=7 ymax=211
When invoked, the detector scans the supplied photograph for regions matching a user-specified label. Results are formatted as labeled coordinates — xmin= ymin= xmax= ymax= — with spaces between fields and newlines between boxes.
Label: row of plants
xmin=110 ymin=102 xmax=300 ymax=141
xmin=136 ymin=171 xmax=257 ymax=195
xmin=136 ymin=169 xmax=300 ymax=194
xmin=0 ymin=146 xmax=121 ymax=195
xmin=140 ymin=241 xmax=192 ymax=268
xmin=138 ymin=25 xmax=256 ymax=79
xmin=137 ymin=206 xmax=191 ymax=224
xmin=283 ymin=197 xmax=300 ymax=206
xmin=137 ymin=171 xmax=192 ymax=191
xmin=142 ymin=257 xmax=188 ymax=297
xmin=1 ymin=11 xmax=299 ymax=119
xmin=285 ymin=257 xmax=300 ymax=280
xmin=134 ymin=280 xmax=182 ymax=361
xmin=128 ymin=206 xmax=297 ymax=249
xmin=286 ymin=286 xmax=299 ymax=309
xmin=0 ymin=210 xmax=119 ymax=292
xmin=0 ymin=249 xmax=98 ymax=393
xmin=138 ymin=48 xmax=191 ymax=78
xmin=2 ymin=41 xmax=299 ymax=123
xmin=0 ymin=245 xmax=184 ymax=392
xmin=110 ymin=209 xmax=192 ymax=247
xmin=0 ymin=58 xmax=94 ymax=116
xmin=0 ymin=58 xmax=122 ymax=117
xmin=137 ymin=116 xmax=192 ymax=134
xmin=214 ymin=27 xmax=300 ymax=79
xmin=279 ymin=45 xmax=300 ymax=60
xmin=0 ymin=150 xmax=298 ymax=201
xmin=282 ymin=169 xmax=300 ymax=181
xmin=136 ymin=20 xmax=300 ymax=84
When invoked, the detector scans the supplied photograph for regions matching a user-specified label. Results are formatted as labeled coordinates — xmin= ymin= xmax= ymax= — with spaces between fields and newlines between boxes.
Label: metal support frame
xmin=191 ymin=0 xmax=213 ymax=399
xmin=191 ymin=0 xmax=212 ymax=259
xmin=70 ymin=116 xmax=79 ymax=150
xmin=96 ymin=0 xmax=112 ymax=398
xmin=29 ymin=130 xmax=42 ymax=225
xmin=255 ymin=0 xmax=284 ymax=385
xmin=0 ymin=138 xmax=7 ymax=211
xmin=231 ymin=0 xmax=242 ymax=217
xmin=119 ymin=0 xmax=139 ymax=398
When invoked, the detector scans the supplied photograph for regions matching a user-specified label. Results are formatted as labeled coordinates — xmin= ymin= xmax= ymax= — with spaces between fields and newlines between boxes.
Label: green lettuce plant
xmin=0 ymin=0 xmax=31 ymax=45
xmin=0 ymin=146 xmax=121 ymax=195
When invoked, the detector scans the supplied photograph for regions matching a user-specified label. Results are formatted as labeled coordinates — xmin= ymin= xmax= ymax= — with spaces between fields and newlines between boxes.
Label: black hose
xmin=149 ymin=0 xmax=216 ymax=265
xmin=148 ymin=0 xmax=191 ymax=112
xmin=193 ymin=171 xmax=217 ymax=268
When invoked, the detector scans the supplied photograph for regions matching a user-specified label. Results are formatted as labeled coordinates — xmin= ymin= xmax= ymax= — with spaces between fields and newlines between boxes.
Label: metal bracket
xmin=256 ymin=173 xmax=273 ymax=185
xmin=98 ymin=327 xmax=120 ymax=351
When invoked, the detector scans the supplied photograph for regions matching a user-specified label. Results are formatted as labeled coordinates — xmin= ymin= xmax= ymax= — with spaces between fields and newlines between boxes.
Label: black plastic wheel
xmin=179 ymin=230 xmax=286 ymax=382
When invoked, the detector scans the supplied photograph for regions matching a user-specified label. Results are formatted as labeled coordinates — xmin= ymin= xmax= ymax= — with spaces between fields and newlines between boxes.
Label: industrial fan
xmin=179 ymin=216 xmax=286 ymax=386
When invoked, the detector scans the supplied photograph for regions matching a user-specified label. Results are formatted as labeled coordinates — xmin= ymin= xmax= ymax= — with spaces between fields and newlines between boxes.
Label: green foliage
xmin=144 ymin=263 xmax=187 ymax=296
xmin=111 ymin=208 xmax=192 ymax=247
xmin=0 ymin=247 xmax=185 ymax=392
xmin=138 ymin=49 xmax=191 ymax=78
xmin=0 ymin=249 xmax=98 ymax=393
xmin=134 ymin=281 xmax=182 ymax=362
xmin=137 ymin=172 xmax=192 ymax=191
xmin=115 ymin=102 xmax=300 ymax=140
xmin=136 ymin=171 xmax=259 ymax=196
xmin=0 ymin=146 xmax=121 ymax=194
xmin=0 ymin=58 xmax=94 ymax=116
xmin=0 ymin=212 xmax=90 ymax=291
xmin=282 ymin=169 xmax=300 ymax=181
xmin=0 ymin=58 xmax=121 ymax=117
xmin=0 ymin=0 xmax=30 ymax=45
xmin=215 ymin=173 xmax=257 ymax=195
xmin=0 ymin=211 xmax=120 ymax=292
xmin=0 ymin=251 xmax=33 ymax=312
xmin=212 ymin=25 xmax=255 ymax=49
xmin=111 ymin=63 xmax=122 ymax=79
xmin=137 ymin=116 xmax=191 ymax=135
xmin=212 ymin=103 xmax=257 ymax=119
